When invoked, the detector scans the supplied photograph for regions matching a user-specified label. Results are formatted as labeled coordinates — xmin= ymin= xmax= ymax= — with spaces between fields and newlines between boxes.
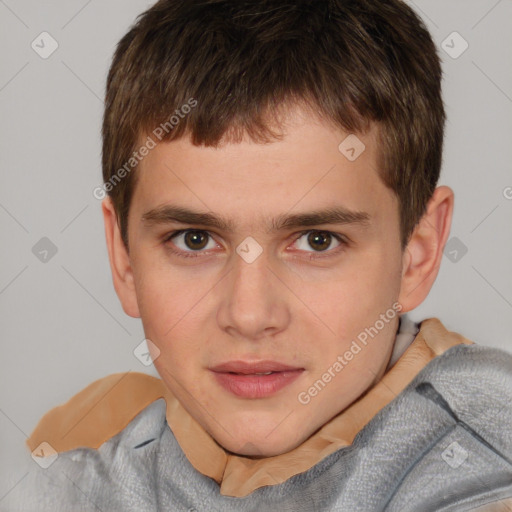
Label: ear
xmin=398 ymin=186 xmax=454 ymax=313
xmin=102 ymin=197 xmax=140 ymax=318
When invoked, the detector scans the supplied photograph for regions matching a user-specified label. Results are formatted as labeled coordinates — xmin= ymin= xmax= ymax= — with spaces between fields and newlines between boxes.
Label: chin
xmin=219 ymin=428 xmax=308 ymax=458
xmin=204 ymin=404 xmax=320 ymax=457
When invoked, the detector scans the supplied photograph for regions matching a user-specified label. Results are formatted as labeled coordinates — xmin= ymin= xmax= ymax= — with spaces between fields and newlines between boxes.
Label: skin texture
xmin=102 ymin=106 xmax=454 ymax=457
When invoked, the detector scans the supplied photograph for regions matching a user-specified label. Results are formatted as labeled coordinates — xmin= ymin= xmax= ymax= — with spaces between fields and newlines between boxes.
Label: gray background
xmin=1 ymin=0 xmax=511 ymax=501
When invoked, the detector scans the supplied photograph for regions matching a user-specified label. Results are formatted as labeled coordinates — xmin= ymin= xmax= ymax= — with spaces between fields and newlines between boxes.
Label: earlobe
xmin=398 ymin=186 xmax=454 ymax=312
xmin=102 ymin=197 xmax=141 ymax=318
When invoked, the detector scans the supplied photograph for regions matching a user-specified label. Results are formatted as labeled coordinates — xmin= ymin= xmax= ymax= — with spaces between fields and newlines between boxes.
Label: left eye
xmin=294 ymin=230 xmax=343 ymax=253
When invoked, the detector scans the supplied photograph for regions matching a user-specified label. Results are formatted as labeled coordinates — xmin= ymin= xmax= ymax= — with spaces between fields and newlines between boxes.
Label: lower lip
xmin=212 ymin=370 xmax=304 ymax=398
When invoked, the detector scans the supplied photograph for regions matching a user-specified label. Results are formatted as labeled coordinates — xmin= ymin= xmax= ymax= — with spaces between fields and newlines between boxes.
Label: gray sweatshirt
xmin=2 ymin=343 xmax=512 ymax=512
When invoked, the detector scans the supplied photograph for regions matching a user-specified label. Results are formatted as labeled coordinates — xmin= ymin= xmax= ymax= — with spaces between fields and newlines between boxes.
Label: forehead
xmin=131 ymin=109 xmax=394 ymax=233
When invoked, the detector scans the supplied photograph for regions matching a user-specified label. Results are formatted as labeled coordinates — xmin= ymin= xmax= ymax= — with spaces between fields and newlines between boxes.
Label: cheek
xmin=356 ymin=240 xmax=403 ymax=300
xmin=322 ymin=248 xmax=402 ymax=347
xmin=132 ymin=258 xmax=186 ymax=340
xmin=133 ymin=259 xmax=212 ymax=368
xmin=334 ymin=249 xmax=400 ymax=307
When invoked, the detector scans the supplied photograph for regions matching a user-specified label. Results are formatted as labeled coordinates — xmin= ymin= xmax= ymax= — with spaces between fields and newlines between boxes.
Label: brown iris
xmin=307 ymin=231 xmax=332 ymax=251
xmin=184 ymin=230 xmax=209 ymax=250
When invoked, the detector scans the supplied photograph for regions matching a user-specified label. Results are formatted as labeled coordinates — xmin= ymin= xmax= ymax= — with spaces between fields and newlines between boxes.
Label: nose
xmin=216 ymin=246 xmax=290 ymax=342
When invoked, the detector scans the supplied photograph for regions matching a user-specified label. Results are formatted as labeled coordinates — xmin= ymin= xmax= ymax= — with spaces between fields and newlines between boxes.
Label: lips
xmin=210 ymin=361 xmax=302 ymax=374
xmin=210 ymin=361 xmax=304 ymax=398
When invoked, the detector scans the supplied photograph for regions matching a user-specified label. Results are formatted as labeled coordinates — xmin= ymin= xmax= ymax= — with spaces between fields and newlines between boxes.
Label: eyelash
xmin=162 ymin=229 xmax=349 ymax=260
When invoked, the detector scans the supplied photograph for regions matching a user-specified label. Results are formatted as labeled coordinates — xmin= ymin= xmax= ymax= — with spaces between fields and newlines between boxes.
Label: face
xmin=123 ymin=106 xmax=406 ymax=457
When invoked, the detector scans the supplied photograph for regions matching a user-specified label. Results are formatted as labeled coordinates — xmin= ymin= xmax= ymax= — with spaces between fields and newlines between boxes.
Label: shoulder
xmin=3 ymin=398 xmax=169 ymax=511
xmin=27 ymin=371 xmax=168 ymax=453
xmin=414 ymin=336 xmax=512 ymax=453
xmin=405 ymin=318 xmax=512 ymax=451
xmin=418 ymin=325 xmax=512 ymax=393
xmin=381 ymin=332 xmax=512 ymax=510
xmin=360 ymin=321 xmax=512 ymax=511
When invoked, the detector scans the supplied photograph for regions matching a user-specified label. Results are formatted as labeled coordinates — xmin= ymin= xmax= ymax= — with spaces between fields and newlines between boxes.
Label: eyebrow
xmin=142 ymin=205 xmax=370 ymax=233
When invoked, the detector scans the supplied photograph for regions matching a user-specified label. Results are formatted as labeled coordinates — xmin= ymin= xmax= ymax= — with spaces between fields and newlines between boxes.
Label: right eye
xmin=163 ymin=229 xmax=220 ymax=258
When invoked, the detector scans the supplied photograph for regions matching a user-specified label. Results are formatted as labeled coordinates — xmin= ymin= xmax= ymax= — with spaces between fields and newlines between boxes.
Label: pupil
xmin=308 ymin=231 xmax=331 ymax=251
xmin=185 ymin=231 xmax=208 ymax=250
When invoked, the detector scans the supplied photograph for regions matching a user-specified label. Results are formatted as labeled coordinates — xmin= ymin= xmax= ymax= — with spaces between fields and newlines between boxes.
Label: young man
xmin=4 ymin=0 xmax=512 ymax=510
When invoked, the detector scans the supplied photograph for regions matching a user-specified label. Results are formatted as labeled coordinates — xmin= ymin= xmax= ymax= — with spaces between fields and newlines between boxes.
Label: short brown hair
xmin=102 ymin=0 xmax=445 ymax=249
